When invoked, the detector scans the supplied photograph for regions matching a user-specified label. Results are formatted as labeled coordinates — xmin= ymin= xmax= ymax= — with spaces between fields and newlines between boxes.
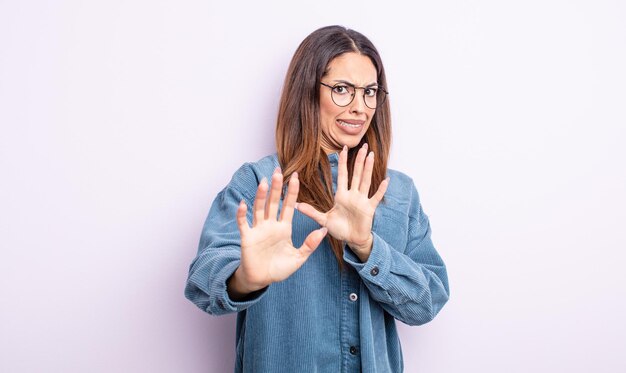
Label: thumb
xmin=296 ymin=202 xmax=327 ymax=226
xmin=298 ymin=227 xmax=328 ymax=257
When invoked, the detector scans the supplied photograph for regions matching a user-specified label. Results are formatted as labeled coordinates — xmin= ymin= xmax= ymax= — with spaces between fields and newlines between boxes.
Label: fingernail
xmin=261 ymin=177 xmax=267 ymax=185
xmin=363 ymin=143 xmax=368 ymax=149
xmin=368 ymin=151 xmax=374 ymax=158
xmin=293 ymin=171 xmax=298 ymax=179
xmin=343 ymin=145 xmax=347 ymax=152
xmin=274 ymin=167 xmax=281 ymax=174
xmin=294 ymin=202 xmax=299 ymax=210
xmin=320 ymin=227 xmax=328 ymax=235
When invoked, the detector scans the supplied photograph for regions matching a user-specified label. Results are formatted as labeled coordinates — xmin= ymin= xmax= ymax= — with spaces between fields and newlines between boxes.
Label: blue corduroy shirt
xmin=185 ymin=153 xmax=450 ymax=372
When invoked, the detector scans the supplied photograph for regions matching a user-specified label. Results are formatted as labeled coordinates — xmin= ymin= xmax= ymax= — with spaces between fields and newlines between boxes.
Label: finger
xmin=236 ymin=200 xmax=250 ymax=236
xmin=298 ymin=227 xmax=328 ymax=257
xmin=370 ymin=177 xmax=390 ymax=206
xmin=350 ymin=143 xmax=368 ymax=190
xmin=280 ymin=172 xmax=299 ymax=222
xmin=359 ymin=151 xmax=374 ymax=195
xmin=252 ymin=177 xmax=268 ymax=226
xmin=265 ymin=168 xmax=283 ymax=220
xmin=337 ymin=145 xmax=348 ymax=191
xmin=295 ymin=202 xmax=327 ymax=227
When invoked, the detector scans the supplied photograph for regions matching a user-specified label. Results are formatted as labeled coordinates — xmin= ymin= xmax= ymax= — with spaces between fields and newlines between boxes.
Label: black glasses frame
xmin=320 ymin=82 xmax=389 ymax=109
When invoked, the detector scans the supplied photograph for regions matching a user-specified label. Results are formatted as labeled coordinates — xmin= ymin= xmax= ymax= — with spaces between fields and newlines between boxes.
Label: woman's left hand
xmin=296 ymin=143 xmax=389 ymax=262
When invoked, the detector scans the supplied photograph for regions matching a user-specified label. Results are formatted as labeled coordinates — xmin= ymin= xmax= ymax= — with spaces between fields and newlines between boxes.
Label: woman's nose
xmin=349 ymin=90 xmax=367 ymax=113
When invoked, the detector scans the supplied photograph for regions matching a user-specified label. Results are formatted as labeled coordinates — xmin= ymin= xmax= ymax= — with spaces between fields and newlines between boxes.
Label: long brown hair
xmin=275 ymin=26 xmax=392 ymax=269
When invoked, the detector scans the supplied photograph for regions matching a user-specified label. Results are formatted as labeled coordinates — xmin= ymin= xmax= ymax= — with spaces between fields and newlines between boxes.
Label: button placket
xmin=340 ymin=266 xmax=361 ymax=370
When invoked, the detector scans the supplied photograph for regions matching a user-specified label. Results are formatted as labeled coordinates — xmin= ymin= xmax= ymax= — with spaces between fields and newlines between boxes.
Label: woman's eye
xmin=365 ymin=88 xmax=378 ymax=97
xmin=333 ymin=85 xmax=349 ymax=94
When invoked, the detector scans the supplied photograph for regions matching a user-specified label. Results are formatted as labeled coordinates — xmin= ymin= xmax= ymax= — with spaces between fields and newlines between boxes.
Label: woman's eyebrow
xmin=331 ymin=79 xmax=379 ymax=87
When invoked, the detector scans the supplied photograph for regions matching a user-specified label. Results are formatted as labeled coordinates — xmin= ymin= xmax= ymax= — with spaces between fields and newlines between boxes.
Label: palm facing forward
xmin=229 ymin=169 xmax=328 ymax=299
xmin=297 ymin=144 xmax=390 ymax=262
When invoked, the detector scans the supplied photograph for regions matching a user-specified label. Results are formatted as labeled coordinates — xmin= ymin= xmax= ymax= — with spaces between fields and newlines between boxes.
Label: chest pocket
xmin=372 ymin=205 xmax=409 ymax=253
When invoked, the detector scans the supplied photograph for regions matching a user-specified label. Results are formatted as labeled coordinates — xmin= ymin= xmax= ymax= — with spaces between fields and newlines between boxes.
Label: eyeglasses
xmin=320 ymin=82 xmax=388 ymax=109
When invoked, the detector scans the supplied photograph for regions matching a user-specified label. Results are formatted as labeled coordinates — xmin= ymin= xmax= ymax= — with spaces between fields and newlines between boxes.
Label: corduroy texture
xmin=185 ymin=153 xmax=450 ymax=373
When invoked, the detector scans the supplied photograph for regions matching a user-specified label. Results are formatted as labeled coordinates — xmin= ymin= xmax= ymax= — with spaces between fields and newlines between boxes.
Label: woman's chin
xmin=341 ymin=136 xmax=366 ymax=150
xmin=322 ymin=132 xmax=367 ymax=153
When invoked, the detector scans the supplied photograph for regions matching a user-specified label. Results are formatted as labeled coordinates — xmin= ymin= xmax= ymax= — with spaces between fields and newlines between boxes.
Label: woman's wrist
xmin=347 ymin=233 xmax=374 ymax=262
xmin=227 ymin=267 xmax=258 ymax=301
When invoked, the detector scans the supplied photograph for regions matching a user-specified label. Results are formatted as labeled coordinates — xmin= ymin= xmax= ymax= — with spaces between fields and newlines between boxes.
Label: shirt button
xmin=349 ymin=293 xmax=358 ymax=302
xmin=349 ymin=346 xmax=359 ymax=355
xmin=370 ymin=266 xmax=379 ymax=276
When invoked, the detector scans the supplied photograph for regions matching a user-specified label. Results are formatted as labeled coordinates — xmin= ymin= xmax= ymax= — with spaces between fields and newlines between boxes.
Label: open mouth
xmin=337 ymin=120 xmax=362 ymax=128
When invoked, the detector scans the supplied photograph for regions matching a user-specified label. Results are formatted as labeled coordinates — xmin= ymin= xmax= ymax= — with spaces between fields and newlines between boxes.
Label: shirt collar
xmin=328 ymin=152 xmax=339 ymax=166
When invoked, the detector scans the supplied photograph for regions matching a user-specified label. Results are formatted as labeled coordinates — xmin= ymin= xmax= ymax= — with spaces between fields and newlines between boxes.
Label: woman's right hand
xmin=227 ymin=168 xmax=328 ymax=300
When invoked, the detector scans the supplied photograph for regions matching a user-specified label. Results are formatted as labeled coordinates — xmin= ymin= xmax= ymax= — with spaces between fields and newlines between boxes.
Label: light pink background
xmin=2 ymin=1 xmax=625 ymax=372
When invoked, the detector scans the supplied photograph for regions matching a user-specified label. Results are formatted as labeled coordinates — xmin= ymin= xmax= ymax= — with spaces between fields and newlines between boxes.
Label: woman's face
xmin=319 ymin=52 xmax=378 ymax=154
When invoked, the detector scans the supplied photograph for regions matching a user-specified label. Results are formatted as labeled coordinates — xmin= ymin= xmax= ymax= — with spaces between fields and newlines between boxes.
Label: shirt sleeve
xmin=184 ymin=165 xmax=268 ymax=315
xmin=343 ymin=181 xmax=450 ymax=326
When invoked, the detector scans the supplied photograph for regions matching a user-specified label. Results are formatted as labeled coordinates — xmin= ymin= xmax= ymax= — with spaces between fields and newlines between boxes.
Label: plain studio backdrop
xmin=1 ymin=1 xmax=625 ymax=372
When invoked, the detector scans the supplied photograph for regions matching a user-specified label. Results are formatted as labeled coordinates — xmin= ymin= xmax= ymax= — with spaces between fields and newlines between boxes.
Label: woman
xmin=185 ymin=25 xmax=449 ymax=372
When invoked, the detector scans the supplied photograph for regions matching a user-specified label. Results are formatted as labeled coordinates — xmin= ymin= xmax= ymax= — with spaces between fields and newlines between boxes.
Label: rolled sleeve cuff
xmin=218 ymin=261 xmax=268 ymax=313
xmin=343 ymin=232 xmax=391 ymax=287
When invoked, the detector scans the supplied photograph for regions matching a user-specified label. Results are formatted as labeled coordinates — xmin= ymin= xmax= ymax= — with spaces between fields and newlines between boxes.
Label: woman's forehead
xmin=324 ymin=53 xmax=377 ymax=84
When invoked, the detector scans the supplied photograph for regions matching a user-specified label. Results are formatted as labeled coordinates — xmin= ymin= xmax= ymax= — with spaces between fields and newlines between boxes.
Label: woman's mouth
xmin=335 ymin=119 xmax=366 ymax=135
xmin=335 ymin=119 xmax=365 ymax=135
xmin=337 ymin=120 xmax=363 ymax=128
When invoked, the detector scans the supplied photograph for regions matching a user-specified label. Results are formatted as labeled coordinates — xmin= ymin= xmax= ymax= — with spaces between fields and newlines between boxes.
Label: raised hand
xmin=296 ymin=144 xmax=390 ymax=262
xmin=228 ymin=168 xmax=328 ymax=300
